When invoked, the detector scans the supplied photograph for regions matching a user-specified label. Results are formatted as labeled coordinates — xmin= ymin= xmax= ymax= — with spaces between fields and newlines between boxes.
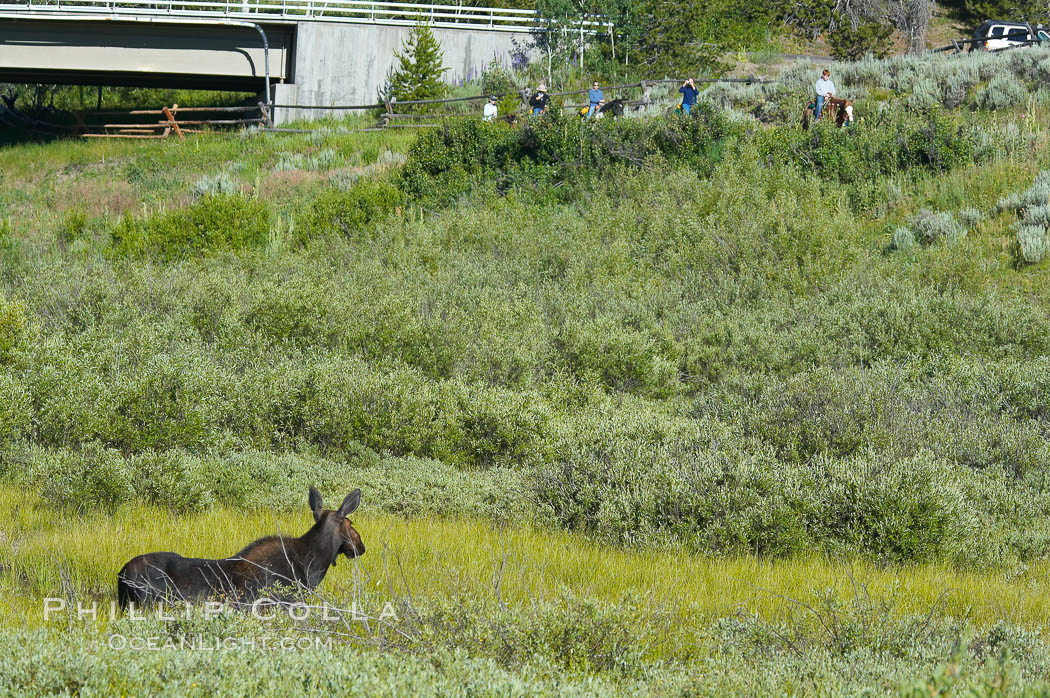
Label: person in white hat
xmin=483 ymin=95 xmax=498 ymax=121
xmin=529 ymin=83 xmax=550 ymax=115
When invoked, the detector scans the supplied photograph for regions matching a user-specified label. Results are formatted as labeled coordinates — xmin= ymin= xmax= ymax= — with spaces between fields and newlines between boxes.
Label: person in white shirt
xmin=814 ymin=69 xmax=836 ymax=121
xmin=483 ymin=95 xmax=498 ymax=122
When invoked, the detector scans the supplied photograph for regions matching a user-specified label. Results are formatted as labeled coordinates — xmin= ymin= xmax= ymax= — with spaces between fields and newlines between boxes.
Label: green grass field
xmin=6 ymin=49 xmax=1050 ymax=694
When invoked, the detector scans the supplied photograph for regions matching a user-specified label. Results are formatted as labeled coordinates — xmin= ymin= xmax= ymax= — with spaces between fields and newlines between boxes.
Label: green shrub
xmin=480 ymin=60 xmax=517 ymax=98
xmin=0 ymin=374 xmax=31 ymax=445
xmin=300 ymin=179 xmax=404 ymax=242
xmin=109 ymin=194 xmax=272 ymax=260
xmin=129 ymin=450 xmax=215 ymax=513
xmin=18 ymin=442 xmax=135 ymax=513
xmin=400 ymin=109 xmax=734 ymax=203
xmin=56 ymin=208 xmax=90 ymax=244
xmin=755 ymin=111 xmax=980 ymax=183
xmin=0 ymin=292 xmax=30 ymax=364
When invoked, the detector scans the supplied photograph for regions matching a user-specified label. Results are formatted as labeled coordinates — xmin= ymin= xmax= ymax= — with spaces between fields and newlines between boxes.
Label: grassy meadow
xmin=6 ymin=48 xmax=1050 ymax=694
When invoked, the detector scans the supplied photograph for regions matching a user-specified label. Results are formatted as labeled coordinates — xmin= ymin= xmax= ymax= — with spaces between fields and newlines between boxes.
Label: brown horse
xmin=117 ymin=487 xmax=364 ymax=608
xmin=801 ymin=97 xmax=854 ymax=129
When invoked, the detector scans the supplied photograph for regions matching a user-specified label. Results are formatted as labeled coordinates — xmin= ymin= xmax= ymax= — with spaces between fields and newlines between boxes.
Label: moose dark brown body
xmin=117 ymin=488 xmax=364 ymax=609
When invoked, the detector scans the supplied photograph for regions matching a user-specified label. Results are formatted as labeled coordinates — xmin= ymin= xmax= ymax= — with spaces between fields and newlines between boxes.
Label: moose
xmin=117 ymin=487 xmax=364 ymax=609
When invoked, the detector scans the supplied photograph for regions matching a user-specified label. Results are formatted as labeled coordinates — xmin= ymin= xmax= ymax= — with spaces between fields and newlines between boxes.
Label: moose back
xmin=117 ymin=487 xmax=364 ymax=608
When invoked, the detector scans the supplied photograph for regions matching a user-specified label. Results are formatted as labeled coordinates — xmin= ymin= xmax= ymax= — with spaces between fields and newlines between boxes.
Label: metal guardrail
xmin=0 ymin=0 xmax=610 ymax=32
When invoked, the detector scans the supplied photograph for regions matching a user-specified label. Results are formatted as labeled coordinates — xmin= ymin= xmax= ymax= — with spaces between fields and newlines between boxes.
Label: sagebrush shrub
xmin=1014 ymin=224 xmax=1049 ymax=265
xmin=191 ymin=173 xmax=239 ymax=198
xmin=907 ymin=78 xmax=938 ymax=112
xmin=891 ymin=225 xmax=915 ymax=250
xmin=274 ymin=148 xmax=338 ymax=172
xmin=974 ymin=75 xmax=1026 ymax=111
xmin=957 ymin=207 xmax=983 ymax=228
xmin=907 ymin=208 xmax=964 ymax=245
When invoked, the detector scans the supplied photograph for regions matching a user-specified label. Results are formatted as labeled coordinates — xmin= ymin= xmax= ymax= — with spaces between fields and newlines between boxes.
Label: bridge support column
xmin=278 ymin=22 xmax=535 ymax=125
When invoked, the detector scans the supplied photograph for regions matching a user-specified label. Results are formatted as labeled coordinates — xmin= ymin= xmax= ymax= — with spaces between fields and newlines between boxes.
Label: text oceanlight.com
xmin=106 ymin=634 xmax=335 ymax=651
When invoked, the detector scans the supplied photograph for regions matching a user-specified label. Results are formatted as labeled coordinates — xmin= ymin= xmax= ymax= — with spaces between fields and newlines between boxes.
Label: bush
xmin=1013 ymin=224 xmax=1049 ymax=265
xmin=0 ymin=374 xmax=31 ymax=445
xmin=974 ymin=75 xmax=1026 ymax=111
xmin=274 ymin=149 xmax=338 ymax=172
xmin=891 ymin=224 xmax=916 ymax=251
xmin=531 ymin=432 xmax=985 ymax=563
xmin=109 ymin=194 xmax=272 ymax=260
xmin=400 ymin=109 xmax=735 ymax=203
xmin=56 ymin=208 xmax=91 ymax=244
xmin=957 ymin=207 xmax=983 ymax=228
xmin=129 ymin=450 xmax=215 ymax=513
xmin=907 ymin=208 xmax=965 ymax=246
xmin=0 ymin=292 xmax=30 ymax=364
xmin=480 ymin=60 xmax=517 ymax=98
xmin=14 ymin=442 xmax=136 ymax=513
xmin=755 ymin=111 xmax=981 ymax=183
xmin=300 ymin=179 xmax=404 ymax=242
xmin=191 ymin=173 xmax=239 ymax=198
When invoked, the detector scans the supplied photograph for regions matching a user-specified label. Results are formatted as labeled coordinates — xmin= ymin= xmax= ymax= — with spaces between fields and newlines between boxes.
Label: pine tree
xmin=386 ymin=22 xmax=449 ymax=112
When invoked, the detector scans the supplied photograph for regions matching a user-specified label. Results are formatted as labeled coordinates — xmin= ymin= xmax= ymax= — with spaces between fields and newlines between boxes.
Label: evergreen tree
xmin=386 ymin=22 xmax=450 ymax=111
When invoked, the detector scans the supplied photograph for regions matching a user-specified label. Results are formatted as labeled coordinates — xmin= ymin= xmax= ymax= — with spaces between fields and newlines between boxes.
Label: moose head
xmin=308 ymin=486 xmax=365 ymax=564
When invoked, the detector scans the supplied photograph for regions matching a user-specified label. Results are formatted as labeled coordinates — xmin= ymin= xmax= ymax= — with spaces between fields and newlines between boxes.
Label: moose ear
xmin=336 ymin=489 xmax=361 ymax=518
xmin=308 ymin=487 xmax=324 ymax=522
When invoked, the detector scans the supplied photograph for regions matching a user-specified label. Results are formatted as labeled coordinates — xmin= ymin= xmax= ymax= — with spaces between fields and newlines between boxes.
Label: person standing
xmin=483 ymin=95 xmax=498 ymax=121
xmin=814 ymin=69 xmax=836 ymax=121
xmin=530 ymin=84 xmax=550 ymax=115
xmin=587 ymin=81 xmax=604 ymax=119
xmin=679 ymin=78 xmax=699 ymax=115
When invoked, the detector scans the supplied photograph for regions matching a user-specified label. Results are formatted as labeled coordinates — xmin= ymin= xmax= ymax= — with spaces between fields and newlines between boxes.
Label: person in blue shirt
xmin=587 ymin=81 xmax=604 ymax=119
xmin=679 ymin=78 xmax=699 ymax=115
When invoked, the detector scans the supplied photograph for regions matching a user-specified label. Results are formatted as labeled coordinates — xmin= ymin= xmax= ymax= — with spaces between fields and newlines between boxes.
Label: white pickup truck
xmin=970 ymin=20 xmax=1049 ymax=51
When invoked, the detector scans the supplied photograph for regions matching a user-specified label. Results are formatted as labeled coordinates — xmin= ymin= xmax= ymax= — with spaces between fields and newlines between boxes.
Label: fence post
xmin=162 ymin=104 xmax=183 ymax=140
xmin=258 ymin=101 xmax=273 ymax=128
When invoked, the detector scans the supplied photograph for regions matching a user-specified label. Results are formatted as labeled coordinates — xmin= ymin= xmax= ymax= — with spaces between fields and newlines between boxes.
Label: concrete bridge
xmin=0 ymin=1 xmax=583 ymax=124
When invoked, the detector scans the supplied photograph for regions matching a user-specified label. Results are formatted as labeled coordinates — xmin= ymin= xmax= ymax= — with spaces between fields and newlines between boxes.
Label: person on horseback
xmin=814 ymin=69 xmax=836 ymax=121
xmin=588 ymin=81 xmax=604 ymax=119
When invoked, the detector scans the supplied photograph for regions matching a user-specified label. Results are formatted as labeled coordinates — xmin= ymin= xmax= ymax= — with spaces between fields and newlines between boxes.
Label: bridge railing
xmin=0 ymin=0 xmax=610 ymax=32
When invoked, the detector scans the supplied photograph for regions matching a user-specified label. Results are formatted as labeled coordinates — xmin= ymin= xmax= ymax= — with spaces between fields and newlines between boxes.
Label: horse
xmin=598 ymin=98 xmax=626 ymax=118
xmin=117 ymin=487 xmax=364 ymax=609
xmin=801 ymin=96 xmax=854 ymax=130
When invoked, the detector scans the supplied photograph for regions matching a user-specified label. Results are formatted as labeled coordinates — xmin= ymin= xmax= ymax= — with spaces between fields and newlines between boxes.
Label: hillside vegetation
xmin=4 ymin=47 xmax=1050 ymax=694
